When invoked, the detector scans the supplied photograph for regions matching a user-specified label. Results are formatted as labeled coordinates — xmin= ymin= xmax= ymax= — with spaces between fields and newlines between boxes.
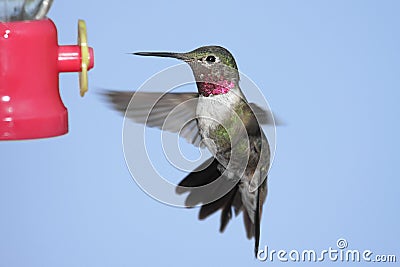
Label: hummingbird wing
xmin=177 ymin=156 xmax=268 ymax=257
xmin=249 ymin=103 xmax=283 ymax=126
xmin=176 ymin=157 xmax=242 ymax=224
xmin=102 ymin=90 xmax=203 ymax=146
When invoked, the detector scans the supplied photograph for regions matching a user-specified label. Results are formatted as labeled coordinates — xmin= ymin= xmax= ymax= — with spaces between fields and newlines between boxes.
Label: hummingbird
xmin=104 ymin=46 xmax=274 ymax=257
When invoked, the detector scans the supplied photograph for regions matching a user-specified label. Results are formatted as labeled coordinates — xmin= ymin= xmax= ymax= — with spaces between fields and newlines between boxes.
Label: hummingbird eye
xmin=205 ymin=55 xmax=216 ymax=63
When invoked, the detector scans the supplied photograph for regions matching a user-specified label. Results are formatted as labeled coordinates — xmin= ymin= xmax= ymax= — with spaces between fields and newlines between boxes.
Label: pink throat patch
xmin=201 ymin=80 xmax=235 ymax=96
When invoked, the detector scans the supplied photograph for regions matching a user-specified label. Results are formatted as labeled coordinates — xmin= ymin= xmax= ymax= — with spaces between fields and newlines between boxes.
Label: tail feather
xmin=254 ymin=185 xmax=261 ymax=257
xmin=177 ymin=157 xmax=267 ymax=257
xmin=243 ymin=210 xmax=255 ymax=239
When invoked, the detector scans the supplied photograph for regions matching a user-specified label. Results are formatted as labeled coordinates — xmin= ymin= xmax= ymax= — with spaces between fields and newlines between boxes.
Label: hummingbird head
xmin=134 ymin=46 xmax=240 ymax=97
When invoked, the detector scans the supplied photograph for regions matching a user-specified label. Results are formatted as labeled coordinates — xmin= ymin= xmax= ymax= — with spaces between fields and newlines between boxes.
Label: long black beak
xmin=133 ymin=52 xmax=190 ymax=61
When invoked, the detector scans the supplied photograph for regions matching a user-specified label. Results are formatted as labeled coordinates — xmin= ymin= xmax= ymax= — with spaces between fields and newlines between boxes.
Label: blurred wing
xmin=249 ymin=103 xmax=283 ymax=126
xmin=103 ymin=90 xmax=202 ymax=146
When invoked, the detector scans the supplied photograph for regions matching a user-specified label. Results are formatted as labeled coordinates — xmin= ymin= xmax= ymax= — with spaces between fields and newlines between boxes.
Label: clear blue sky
xmin=1 ymin=0 xmax=399 ymax=266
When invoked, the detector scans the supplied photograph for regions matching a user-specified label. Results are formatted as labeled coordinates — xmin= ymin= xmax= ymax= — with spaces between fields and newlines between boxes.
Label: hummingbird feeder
xmin=0 ymin=0 xmax=94 ymax=140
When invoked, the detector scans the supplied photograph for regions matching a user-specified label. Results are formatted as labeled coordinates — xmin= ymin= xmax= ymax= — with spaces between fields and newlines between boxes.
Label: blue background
xmin=1 ymin=0 xmax=399 ymax=266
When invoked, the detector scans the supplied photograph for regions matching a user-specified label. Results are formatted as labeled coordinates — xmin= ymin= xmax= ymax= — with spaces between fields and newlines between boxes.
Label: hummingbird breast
xmin=196 ymin=91 xmax=241 ymax=144
xmin=195 ymin=88 xmax=271 ymax=178
xmin=195 ymin=89 xmax=271 ymax=226
xmin=196 ymin=90 xmax=253 ymax=167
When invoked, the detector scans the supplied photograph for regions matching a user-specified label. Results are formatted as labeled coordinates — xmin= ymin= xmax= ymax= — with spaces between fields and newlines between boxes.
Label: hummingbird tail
xmin=254 ymin=185 xmax=261 ymax=257
xmin=176 ymin=158 xmax=267 ymax=257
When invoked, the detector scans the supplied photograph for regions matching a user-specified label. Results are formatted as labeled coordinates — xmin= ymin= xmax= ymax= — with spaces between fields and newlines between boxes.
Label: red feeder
xmin=0 ymin=18 xmax=94 ymax=140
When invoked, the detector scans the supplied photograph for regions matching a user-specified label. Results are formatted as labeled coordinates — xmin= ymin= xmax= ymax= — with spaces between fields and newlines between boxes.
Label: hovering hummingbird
xmin=104 ymin=46 xmax=275 ymax=257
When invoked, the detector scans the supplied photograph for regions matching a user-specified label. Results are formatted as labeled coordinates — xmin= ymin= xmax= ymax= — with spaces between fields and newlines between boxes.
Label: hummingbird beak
xmin=133 ymin=52 xmax=191 ymax=61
